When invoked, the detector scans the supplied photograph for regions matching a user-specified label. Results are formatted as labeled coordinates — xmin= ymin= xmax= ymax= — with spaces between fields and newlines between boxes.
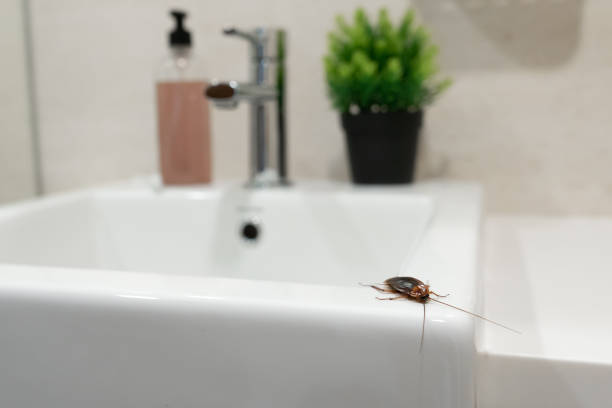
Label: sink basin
xmin=0 ymin=183 xmax=435 ymax=286
xmin=0 ymin=179 xmax=482 ymax=408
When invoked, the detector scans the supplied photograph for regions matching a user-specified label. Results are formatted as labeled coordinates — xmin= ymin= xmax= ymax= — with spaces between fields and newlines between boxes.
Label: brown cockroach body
xmin=362 ymin=276 xmax=519 ymax=350
xmin=370 ymin=276 xmax=446 ymax=302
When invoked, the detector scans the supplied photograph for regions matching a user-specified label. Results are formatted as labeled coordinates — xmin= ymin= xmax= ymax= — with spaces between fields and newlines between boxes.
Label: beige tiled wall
xmin=0 ymin=0 xmax=36 ymax=203
xmin=29 ymin=0 xmax=612 ymax=214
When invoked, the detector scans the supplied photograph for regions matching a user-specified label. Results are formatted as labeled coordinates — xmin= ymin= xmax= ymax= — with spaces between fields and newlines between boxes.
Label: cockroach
xmin=361 ymin=276 xmax=519 ymax=350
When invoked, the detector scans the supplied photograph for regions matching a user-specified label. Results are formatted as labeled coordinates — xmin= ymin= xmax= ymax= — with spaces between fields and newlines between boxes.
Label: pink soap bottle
xmin=156 ymin=10 xmax=211 ymax=185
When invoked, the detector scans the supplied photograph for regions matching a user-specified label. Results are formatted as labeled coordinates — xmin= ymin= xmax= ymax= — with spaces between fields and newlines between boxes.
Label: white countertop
xmin=479 ymin=215 xmax=612 ymax=408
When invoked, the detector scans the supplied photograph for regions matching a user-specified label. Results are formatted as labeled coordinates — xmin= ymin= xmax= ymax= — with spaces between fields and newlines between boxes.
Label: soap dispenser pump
xmin=155 ymin=10 xmax=212 ymax=185
xmin=169 ymin=11 xmax=191 ymax=47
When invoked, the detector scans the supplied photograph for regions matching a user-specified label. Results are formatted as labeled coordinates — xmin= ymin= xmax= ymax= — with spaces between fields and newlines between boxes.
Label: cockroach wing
xmin=385 ymin=276 xmax=425 ymax=295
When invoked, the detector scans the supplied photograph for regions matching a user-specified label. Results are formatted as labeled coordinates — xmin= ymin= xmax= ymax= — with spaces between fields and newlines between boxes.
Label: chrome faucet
xmin=206 ymin=27 xmax=288 ymax=187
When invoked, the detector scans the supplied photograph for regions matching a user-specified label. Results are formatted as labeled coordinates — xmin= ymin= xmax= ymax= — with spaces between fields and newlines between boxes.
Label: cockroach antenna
xmin=427 ymin=297 xmax=521 ymax=334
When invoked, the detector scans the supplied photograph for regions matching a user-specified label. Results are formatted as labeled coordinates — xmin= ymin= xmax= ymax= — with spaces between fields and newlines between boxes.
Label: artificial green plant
xmin=324 ymin=8 xmax=450 ymax=113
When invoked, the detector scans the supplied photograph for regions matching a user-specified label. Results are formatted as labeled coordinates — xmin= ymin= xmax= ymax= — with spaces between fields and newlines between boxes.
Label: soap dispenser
xmin=156 ymin=10 xmax=211 ymax=185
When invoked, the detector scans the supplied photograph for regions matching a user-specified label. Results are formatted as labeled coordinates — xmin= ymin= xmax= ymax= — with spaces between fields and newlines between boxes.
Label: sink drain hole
xmin=241 ymin=222 xmax=260 ymax=241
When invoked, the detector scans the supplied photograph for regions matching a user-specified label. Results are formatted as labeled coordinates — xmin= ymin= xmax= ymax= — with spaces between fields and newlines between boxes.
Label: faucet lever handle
xmin=205 ymin=82 xmax=235 ymax=99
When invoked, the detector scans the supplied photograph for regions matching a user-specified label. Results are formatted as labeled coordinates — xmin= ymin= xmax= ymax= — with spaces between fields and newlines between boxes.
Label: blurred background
xmin=1 ymin=0 xmax=610 ymax=213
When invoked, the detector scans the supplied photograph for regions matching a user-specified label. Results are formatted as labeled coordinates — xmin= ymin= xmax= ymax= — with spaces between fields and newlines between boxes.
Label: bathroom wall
xmin=28 ymin=0 xmax=612 ymax=214
xmin=0 ymin=0 xmax=36 ymax=203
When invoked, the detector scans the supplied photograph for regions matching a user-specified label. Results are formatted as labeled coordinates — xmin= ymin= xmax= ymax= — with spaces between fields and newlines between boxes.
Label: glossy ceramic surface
xmin=479 ymin=216 xmax=612 ymax=408
xmin=0 ymin=179 xmax=482 ymax=408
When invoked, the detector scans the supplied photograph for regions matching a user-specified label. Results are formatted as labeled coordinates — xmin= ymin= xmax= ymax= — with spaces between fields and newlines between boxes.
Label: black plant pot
xmin=341 ymin=110 xmax=424 ymax=184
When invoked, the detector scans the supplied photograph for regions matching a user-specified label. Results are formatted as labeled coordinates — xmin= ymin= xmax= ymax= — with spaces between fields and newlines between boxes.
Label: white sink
xmin=0 ymin=179 xmax=482 ymax=408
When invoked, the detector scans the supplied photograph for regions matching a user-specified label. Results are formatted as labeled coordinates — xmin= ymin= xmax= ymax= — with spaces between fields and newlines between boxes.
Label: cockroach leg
xmin=419 ymin=303 xmax=426 ymax=352
xmin=430 ymin=291 xmax=449 ymax=298
xmin=376 ymin=296 xmax=404 ymax=301
xmin=360 ymin=283 xmax=395 ymax=294
xmin=372 ymin=286 xmax=396 ymax=294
